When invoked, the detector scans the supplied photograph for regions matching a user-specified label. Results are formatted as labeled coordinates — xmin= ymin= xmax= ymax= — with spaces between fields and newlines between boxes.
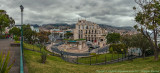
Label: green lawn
xmin=15 ymin=41 xmax=50 ymax=53
xmin=78 ymin=53 xmax=123 ymax=64
xmin=24 ymin=49 xmax=160 ymax=73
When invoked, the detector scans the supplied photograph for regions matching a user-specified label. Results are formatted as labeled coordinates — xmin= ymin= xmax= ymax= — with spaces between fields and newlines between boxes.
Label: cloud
xmin=0 ymin=0 xmax=137 ymax=27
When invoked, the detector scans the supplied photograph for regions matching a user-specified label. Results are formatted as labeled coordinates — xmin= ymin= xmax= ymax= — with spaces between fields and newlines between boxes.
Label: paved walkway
xmin=46 ymin=43 xmax=55 ymax=52
xmin=0 ymin=39 xmax=28 ymax=73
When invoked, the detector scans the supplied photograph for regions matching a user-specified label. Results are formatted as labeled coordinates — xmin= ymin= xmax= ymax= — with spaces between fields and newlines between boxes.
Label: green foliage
xmin=9 ymin=27 xmax=20 ymax=36
xmin=121 ymin=33 xmax=151 ymax=57
xmin=22 ymin=24 xmax=34 ymax=42
xmin=14 ymin=35 xmax=19 ymax=41
xmin=109 ymin=47 xmax=113 ymax=53
xmin=0 ymin=10 xmax=15 ymax=34
xmin=0 ymin=51 xmax=14 ymax=73
xmin=76 ymin=39 xmax=85 ymax=41
xmin=0 ymin=35 xmax=6 ymax=39
xmin=121 ymin=34 xmax=132 ymax=48
xmin=64 ymin=32 xmax=73 ymax=39
xmin=109 ymin=43 xmax=127 ymax=54
xmin=106 ymin=33 xmax=120 ymax=43
xmin=41 ymin=52 xmax=47 ymax=64
xmin=134 ymin=0 xmax=160 ymax=60
xmin=14 ymin=41 xmax=20 ymax=43
xmin=37 ymin=31 xmax=50 ymax=43
xmin=90 ymin=53 xmax=97 ymax=56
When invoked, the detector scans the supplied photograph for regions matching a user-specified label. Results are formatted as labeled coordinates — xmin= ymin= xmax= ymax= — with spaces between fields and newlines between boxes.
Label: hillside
xmin=24 ymin=49 xmax=160 ymax=73
xmin=41 ymin=23 xmax=134 ymax=31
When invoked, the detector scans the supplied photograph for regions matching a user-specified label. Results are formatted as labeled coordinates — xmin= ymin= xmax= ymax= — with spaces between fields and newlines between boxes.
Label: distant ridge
xmin=41 ymin=23 xmax=134 ymax=31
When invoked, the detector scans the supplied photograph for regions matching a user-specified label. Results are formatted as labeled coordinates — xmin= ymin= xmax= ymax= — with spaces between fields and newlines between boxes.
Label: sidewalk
xmin=0 ymin=39 xmax=28 ymax=73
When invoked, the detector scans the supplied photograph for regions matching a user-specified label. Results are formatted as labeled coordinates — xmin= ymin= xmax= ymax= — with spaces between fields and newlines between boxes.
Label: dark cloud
xmin=0 ymin=0 xmax=137 ymax=26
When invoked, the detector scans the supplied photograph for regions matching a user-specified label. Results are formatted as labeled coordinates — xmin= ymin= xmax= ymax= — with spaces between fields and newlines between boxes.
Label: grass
xmin=78 ymin=53 xmax=123 ymax=64
xmin=14 ymin=41 xmax=51 ymax=53
xmin=24 ymin=49 xmax=160 ymax=73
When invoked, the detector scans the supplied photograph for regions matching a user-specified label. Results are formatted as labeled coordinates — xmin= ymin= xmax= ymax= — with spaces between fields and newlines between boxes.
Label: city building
xmin=73 ymin=20 xmax=107 ymax=47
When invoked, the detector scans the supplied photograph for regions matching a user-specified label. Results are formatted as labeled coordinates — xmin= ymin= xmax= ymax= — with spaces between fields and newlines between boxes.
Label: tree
xmin=106 ymin=33 xmax=120 ymax=44
xmin=133 ymin=0 xmax=160 ymax=61
xmin=109 ymin=43 xmax=127 ymax=54
xmin=64 ymin=32 xmax=73 ymax=39
xmin=0 ymin=10 xmax=15 ymax=34
xmin=132 ymin=34 xmax=151 ymax=58
xmin=22 ymin=24 xmax=37 ymax=43
xmin=121 ymin=34 xmax=133 ymax=48
xmin=9 ymin=27 xmax=21 ymax=36
xmin=37 ymin=31 xmax=51 ymax=44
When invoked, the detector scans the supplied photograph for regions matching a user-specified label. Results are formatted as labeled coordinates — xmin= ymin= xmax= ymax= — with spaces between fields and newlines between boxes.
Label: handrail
xmin=20 ymin=40 xmax=24 ymax=73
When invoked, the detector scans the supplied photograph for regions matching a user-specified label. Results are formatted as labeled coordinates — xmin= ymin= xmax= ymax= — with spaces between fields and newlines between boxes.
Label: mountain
xmin=98 ymin=24 xmax=134 ymax=31
xmin=41 ymin=23 xmax=134 ymax=31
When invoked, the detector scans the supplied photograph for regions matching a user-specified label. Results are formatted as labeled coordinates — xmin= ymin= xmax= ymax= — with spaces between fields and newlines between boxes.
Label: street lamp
xmin=20 ymin=5 xmax=24 ymax=73
xmin=20 ymin=5 xmax=24 ymax=51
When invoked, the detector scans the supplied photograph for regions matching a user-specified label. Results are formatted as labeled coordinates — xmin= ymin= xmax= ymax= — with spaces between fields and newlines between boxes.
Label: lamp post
xmin=20 ymin=5 xmax=24 ymax=51
xmin=20 ymin=5 xmax=24 ymax=73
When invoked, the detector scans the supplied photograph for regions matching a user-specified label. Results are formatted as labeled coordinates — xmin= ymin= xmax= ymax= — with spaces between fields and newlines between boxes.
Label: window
xmin=86 ymin=26 xmax=88 ymax=29
xmin=79 ymin=25 xmax=80 ymax=29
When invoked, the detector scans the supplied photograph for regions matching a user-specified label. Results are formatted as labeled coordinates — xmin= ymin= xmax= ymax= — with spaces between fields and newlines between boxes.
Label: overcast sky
xmin=0 ymin=0 xmax=137 ymax=27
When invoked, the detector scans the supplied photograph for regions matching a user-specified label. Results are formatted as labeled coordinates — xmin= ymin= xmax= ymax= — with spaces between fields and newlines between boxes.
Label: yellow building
xmin=74 ymin=20 xmax=107 ymax=47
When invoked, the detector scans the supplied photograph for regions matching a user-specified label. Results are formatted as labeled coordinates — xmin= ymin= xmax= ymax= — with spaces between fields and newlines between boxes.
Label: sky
xmin=0 ymin=0 xmax=137 ymax=27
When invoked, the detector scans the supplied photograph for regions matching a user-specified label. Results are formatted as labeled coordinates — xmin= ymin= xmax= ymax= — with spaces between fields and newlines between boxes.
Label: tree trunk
xmin=142 ymin=49 xmax=145 ymax=58
xmin=154 ymin=48 xmax=159 ymax=61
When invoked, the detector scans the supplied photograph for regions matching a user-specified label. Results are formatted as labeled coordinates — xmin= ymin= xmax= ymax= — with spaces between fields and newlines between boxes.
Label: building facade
xmin=74 ymin=20 xmax=107 ymax=47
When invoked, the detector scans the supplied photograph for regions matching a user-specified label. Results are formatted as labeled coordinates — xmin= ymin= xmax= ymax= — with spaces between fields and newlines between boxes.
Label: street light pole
xmin=20 ymin=5 xmax=24 ymax=73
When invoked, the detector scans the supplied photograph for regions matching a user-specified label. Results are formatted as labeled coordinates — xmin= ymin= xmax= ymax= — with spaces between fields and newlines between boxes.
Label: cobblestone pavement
xmin=0 ymin=39 xmax=28 ymax=73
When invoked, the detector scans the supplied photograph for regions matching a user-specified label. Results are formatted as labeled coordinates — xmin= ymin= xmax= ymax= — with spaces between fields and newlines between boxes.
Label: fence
xmin=51 ymin=42 xmax=143 ymax=65
xmin=62 ymin=51 xmax=141 ymax=65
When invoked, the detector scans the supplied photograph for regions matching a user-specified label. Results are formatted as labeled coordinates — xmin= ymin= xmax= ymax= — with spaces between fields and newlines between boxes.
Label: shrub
xmin=109 ymin=43 xmax=127 ymax=54
xmin=13 ymin=36 xmax=19 ymax=41
xmin=0 ymin=51 xmax=15 ymax=73
xmin=0 ymin=35 xmax=6 ymax=39
xmin=41 ymin=52 xmax=47 ymax=64
xmin=109 ymin=47 xmax=113 ymax=53
xmin=90 ymin=53 xmax=97 ymax=56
